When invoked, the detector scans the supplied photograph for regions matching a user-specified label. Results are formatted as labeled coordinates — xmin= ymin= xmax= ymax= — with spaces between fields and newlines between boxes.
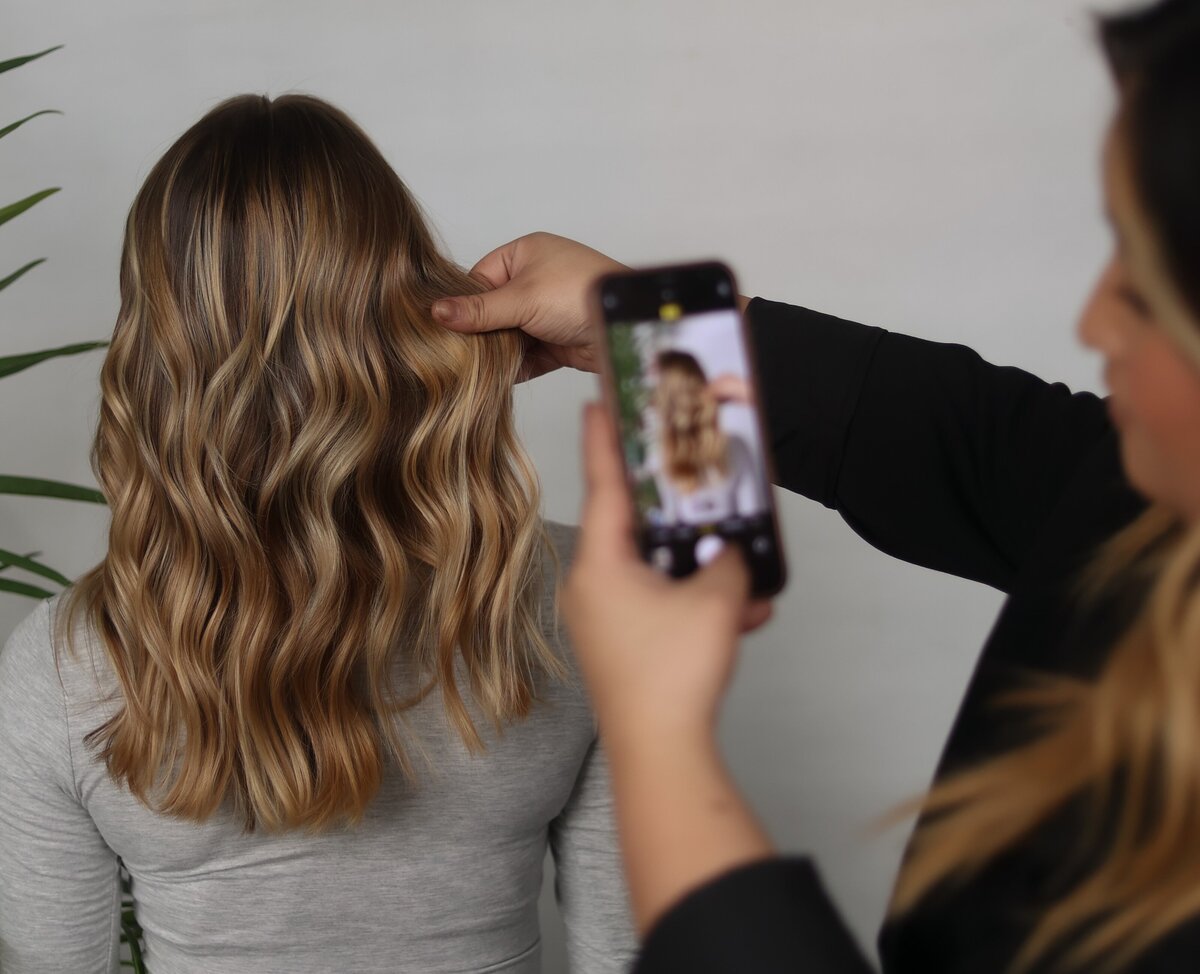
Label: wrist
xmin=600 ymin=712 xmax=721 ymax=769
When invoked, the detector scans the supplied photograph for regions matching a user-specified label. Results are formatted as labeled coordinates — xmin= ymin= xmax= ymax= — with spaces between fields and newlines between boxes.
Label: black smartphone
xmin=591 ymin=260 xmax=787 ymax=597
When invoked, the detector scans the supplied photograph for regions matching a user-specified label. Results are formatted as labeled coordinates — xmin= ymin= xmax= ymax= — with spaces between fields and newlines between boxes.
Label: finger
xmin=577 ymin=402 xmax=639 ymax=563
xmin=431 ymin=284 xmax=528 ymax=334
xmin=696 ymin=544 xmax=748 ymax=597
xmin=739 ymin=599 xmax=774 ymax=634
xmin=689 ymin=542 xmax=753 ymax=606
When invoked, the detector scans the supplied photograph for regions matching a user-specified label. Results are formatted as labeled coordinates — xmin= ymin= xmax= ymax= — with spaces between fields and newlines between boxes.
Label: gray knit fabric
xmin=0 ymin=520 xmax=636 ymax=974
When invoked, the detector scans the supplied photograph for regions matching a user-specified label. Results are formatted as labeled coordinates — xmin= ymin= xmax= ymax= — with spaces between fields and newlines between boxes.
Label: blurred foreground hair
xmin=890 ymin=3 xmax=1200 ymax=970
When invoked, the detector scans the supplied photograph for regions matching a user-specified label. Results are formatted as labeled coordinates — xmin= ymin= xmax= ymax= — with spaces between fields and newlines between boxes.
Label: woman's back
xmin=0 ymin=520 xmax=634 ymax=973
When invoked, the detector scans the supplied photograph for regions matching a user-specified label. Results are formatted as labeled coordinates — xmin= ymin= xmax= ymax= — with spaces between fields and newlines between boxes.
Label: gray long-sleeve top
xmin=0 ymin=520 xmax=637 ymax=974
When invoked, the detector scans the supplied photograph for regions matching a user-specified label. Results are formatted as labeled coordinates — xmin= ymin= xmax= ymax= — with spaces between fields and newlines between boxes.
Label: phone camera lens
xmin=602 ymin=294 xmax=618 ymax=310
xmin=716 ymin=281 xmax=731 ymax=297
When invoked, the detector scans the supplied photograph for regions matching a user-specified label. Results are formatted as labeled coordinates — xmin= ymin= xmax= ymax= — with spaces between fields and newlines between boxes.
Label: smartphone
xmin=591 ymin=260 xmax=787 ymax=597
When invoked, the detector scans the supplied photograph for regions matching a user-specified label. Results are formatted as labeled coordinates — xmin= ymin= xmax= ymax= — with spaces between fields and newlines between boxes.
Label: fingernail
xmin=432 ymin=299 xmax=459 ymax=324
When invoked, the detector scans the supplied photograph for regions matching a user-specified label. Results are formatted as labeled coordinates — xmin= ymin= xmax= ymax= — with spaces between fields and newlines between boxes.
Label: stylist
xmin=433 ymin=2 xmax=1200 ymax=971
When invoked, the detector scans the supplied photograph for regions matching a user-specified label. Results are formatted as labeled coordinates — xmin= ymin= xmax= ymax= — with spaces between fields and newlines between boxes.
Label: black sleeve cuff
xmin=634 ymin=855 xmax=875 ymax=974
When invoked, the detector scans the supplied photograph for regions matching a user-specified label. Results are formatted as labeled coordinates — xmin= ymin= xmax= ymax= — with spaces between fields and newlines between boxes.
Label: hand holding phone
xmin=591 ymin=261 xmax=787 ymax=597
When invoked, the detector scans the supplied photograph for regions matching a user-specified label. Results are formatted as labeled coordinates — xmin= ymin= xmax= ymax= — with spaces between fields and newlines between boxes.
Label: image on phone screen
xmin=605 ymin=304 xmax=781 ymax=588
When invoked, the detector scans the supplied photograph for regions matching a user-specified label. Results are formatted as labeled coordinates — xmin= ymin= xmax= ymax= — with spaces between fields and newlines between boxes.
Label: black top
xmin=634 ymin=298 xmax=1200 ymax=972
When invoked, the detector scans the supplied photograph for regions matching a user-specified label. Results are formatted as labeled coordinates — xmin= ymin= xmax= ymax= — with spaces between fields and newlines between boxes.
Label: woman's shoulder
xmin=1 ymin=597 xmax=59 ymax=699
xmin=0 ymin=597 xmax=76 ymax=780
xmin=1 ymin=593 xmax=119 ymax=734
xmin=541 ymin=517 xmax=580 ymax=569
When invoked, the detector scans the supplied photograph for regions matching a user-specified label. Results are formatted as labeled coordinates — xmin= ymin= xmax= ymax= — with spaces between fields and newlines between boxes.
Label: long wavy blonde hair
xmin=51 ymin=93 xmax=564 ymax=833
xmin=889 ymin=4 xmax=1200 ymax=970
xmin=654 ymin=350 xmax=729 ymax=493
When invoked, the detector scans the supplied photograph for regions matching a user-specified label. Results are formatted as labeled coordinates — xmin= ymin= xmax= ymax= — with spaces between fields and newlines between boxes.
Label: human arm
xmin=0 ymin=600 xmax=122 ymax=974
xmin=748 ymin=298 xmax=1114 ymax=590
xmin=561 ymin=404 xmax=774 ymax=934
xmin=436 ymin=233 xmax=1115 ymax=591
xmin=561 ymin=403 xmax=872 ymax=971
xmin=611 ymin=735 xmax=872 ymax=973
xmin=636 ymin=857 xmax=874 ymax=973
xmin=547 ymin=737 xmax=639 ymax=973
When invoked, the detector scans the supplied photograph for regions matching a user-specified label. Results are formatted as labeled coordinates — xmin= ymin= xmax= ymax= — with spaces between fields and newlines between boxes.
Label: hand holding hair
xmin=431 ymin=231 xmax=626 ymax=381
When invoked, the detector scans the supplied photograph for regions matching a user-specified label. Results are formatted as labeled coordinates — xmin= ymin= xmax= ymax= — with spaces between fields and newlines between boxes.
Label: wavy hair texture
xmin=52 ymin=93 xmax=565 ymax=832
xmin=888 ymin=3 xmax=1200 ymax=971
xmin=654 ymin=350 xmax=729 ymax=493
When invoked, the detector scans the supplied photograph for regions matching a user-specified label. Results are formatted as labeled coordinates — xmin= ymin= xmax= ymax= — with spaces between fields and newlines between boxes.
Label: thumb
xmin=431 ymin=283 xmax=529 ymax=334
xmin=693 ymin=543 xmax=773 ymax=634
xmin=690 ymin=542 xmax=753 ymax=606
xmin=740 ymin=599 xmax=774 ymax=634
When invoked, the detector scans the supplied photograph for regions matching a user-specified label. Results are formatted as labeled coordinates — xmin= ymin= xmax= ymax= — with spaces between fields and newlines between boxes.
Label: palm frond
xmin=0 ymin=475 xmax=106 ymax=503
xmin=0 ymin=259 xmax=46 ymax=294
xmin=0 ymin=110 xmax=61 ymax=142
xmin=0 ymin=187 xmax=60 ymax=229
xmin=0 ymin=340 xmax=108 ymax=378
xmin=0 ymin=46 xmax=63 ymax=76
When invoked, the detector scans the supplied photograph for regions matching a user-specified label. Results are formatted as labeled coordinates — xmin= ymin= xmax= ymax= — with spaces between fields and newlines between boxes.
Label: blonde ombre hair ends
xmin=52 ymin=93 xmax=563 ymax=832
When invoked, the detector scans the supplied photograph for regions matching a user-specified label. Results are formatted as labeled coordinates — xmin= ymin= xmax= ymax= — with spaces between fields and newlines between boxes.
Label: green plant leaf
xmin=0 ymin=550 xmax=41 ymax=575
xmin=0 ymin=339 xmax=108 ymax=378
xmin=0 ymin=475 xmax=106 ymax=503
xmin=0 ymin=187 xmax=60 ymax=229
xmin=0 ymin=109 xmax=62 ymax=142
xmin=0 ymin=46 xmax=64 ymax=76
xmin=123 ymin=924 xmax=147 ymax=974
xmin=0 ymin=259 xmax=46 ymax=293
xmin=0 ymin=548 xmax=70 ymax=586
xmin=0 ymin=577 xmax=55 ymax=599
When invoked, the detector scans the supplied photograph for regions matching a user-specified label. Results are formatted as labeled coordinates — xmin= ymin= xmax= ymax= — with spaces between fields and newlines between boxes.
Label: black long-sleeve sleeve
xmin=749 ymin=297 xmax=1112 ymax=591
xmin=635 ymin=857 xmax=874 ymax=973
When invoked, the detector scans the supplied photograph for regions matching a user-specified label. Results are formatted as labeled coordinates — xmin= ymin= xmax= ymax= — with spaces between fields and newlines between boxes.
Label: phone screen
xmin=597 ymin=262 xmax=786 ymax=596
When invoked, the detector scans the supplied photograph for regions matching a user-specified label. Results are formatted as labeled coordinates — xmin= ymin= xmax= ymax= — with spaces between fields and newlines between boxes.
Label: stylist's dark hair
xmin=1101 ymin=0 xmax=1200 ymax=318
xmin=887 ymin=4 xmax=1200 ymax=973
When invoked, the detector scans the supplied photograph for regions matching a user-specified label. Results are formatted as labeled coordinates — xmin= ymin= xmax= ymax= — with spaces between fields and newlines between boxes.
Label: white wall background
xmin=1 ymin=0 xmax=1130 ymax=969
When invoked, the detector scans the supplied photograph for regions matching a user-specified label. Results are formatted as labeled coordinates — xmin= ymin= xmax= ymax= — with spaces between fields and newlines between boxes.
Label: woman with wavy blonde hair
xmin=0 ymin=93 xmax=634 ymax=974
